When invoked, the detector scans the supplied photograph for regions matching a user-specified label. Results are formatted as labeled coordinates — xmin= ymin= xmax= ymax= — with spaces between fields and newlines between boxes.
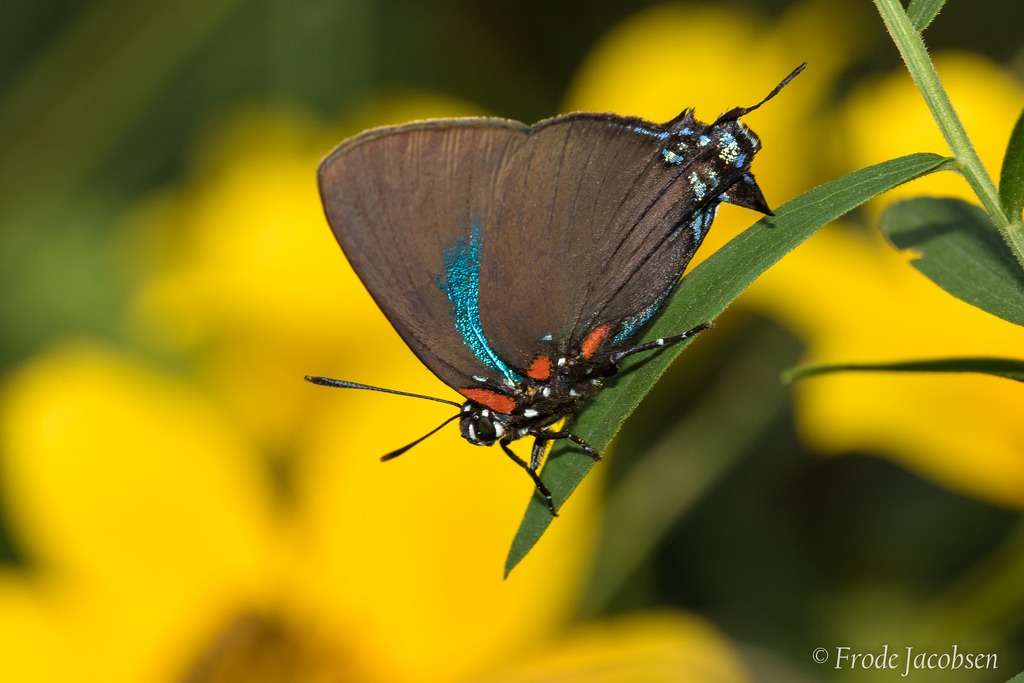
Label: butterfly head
xmin=459 ymin=402 xmax=509 ymax=446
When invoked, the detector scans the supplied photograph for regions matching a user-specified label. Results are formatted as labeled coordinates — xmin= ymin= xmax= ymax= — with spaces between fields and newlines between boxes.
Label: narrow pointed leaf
xmin=880 ymin=197 xmax=1024 ymax=326
xmin=1000 ymin=105 xmax=1024 ymax=220
xmin=906 ymin=0 xmax=946 ymax=31
xmin=506 ymin=152 xmax=950 ymax=575
xmin=784 ymin=357 xmax=1024 ymax=384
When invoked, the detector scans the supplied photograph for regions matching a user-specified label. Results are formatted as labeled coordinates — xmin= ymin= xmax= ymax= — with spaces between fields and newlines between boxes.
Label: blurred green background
xmin=2 ymin=0 xmax=1024 ymax=681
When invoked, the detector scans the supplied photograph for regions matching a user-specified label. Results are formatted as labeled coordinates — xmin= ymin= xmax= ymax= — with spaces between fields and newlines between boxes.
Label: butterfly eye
xmin=460 ymin=409 xmax=507 ymax=446
xmin=474 ymin=415 xmax=498 ymax=444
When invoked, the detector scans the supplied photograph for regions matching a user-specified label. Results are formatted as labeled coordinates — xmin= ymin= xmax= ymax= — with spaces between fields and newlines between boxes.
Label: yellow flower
xmin=470 ymin=611 xmax=748 ymax=683
xmin=0 ymin=344 xmax=279 ymax=680
xmin=744 ymin=53 xmax=1024 ymax=507
xmin=840 ymin=52 xmax=1024 ymax=213
xmin=565 ymin=2 xmax=1024 ymax=508
xmin=0 ymin=95 xmax=748 ymax=680
xmin=745 ymin=226 xmax=1024 ymax=506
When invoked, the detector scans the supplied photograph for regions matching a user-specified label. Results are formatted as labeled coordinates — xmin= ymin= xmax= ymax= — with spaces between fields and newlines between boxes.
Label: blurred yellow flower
xmin=565 ymin=2 xmax=1024 ymax=508
xmin=840 ymin=52 xmax=1024 ymax=214
xmin=0 ymin=343 xmax=280 ymax=681
xmin=470 ymin=611 xmax=748 ymax=683
xmin=0 ymin=92 xmax=749 ymax=680
xmin=744 ymin=53 xmax=1024 ymax=508
xmin=745 ymin=225 xmax=1024 ymax=507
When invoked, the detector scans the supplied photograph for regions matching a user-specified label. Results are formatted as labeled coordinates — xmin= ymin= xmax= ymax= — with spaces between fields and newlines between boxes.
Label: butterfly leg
xmin=532 ymin=428 xmax=601 ymax=461
xmin=609 ymin=322 xmax=713 ymax=365
xmin=500 ymin=440 xmax=557 ymax=516
xmin=529 ymin=437 xmax=547 ymax=471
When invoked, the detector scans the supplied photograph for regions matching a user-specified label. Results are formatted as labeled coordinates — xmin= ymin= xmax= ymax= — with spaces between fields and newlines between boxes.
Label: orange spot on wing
xmin=527 ymin=355 xmax=552 ymax=380
xmin=458 ymin=388 xmax=516 ymax=414
xmin=581 ymin=324 xmax=612 ymax=359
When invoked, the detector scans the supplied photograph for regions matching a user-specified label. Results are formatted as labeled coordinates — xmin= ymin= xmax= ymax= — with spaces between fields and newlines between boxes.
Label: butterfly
xmin=308 ymin=64 xmax=804 ymax=515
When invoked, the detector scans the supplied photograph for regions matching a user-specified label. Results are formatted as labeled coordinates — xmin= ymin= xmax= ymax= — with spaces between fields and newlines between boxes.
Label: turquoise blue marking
xmin=613 ymin=297 xmax=665 ymax=343
xmin=662 ymin=149 xmax=684 ymax=165
xmin=693 ymin=201 xmax=720 ymax=240
xmin=435 ymin=217 xmax=521 ymax=383
xmin=689 ymin=171 xmax=706 ymax=200
xmin=609 ymin=123 xmax=671 ymax=140
xmin=718 ymin=131 xmax=742 ymax=164
xmin=698 ymin=135 xmax=711 ymax=146
xmin=689 ymin=199 xmax=720 ymax=242
xmin=632 ymin=126 xmax=670 ymax=140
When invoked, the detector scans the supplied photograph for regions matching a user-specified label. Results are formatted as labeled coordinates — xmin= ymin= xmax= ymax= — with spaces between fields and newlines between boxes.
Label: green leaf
xmin=505 ymin=152 xmax=949 ymax=576
xmin=1000 ymin=105 xmax=1024 ymax=220
xmin=906 ymin=0 xmax=946 ymax=31
xmin=880 ymin=197 xmax=1024 ymax=326
xmin=1004 ymin=671 xmax=1024 ymax=683
xmin=784 ymin=356 xmax=1024 ymax=383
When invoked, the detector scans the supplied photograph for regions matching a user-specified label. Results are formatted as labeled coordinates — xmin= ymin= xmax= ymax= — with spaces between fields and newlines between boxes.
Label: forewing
xmin=318 ymin=119 xmax=529 ymax=390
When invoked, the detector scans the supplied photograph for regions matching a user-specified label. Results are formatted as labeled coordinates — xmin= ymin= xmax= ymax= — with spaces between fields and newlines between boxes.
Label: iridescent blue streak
xmin=436 ymin=217 xmax=521 ymax=383
xmin=613 ymin=296 xmax=667 ymax=344
xmin=636 ymin=127 xmax=670 ymax=139
xmin=607 ymin=123 xmax=671 ymax=141
xmin=690 ymin=199 xmax=721 ymax=241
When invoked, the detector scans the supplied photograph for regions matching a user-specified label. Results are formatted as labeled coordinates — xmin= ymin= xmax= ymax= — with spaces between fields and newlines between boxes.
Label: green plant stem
xmin=873 ymin=0 xmax=1024 ymax=270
